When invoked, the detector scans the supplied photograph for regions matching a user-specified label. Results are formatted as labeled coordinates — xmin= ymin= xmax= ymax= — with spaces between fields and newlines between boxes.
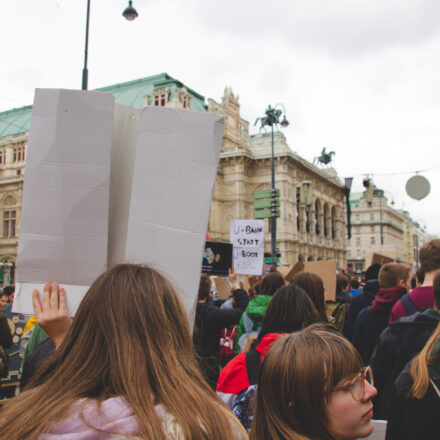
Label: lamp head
xmin=280 ymin=115 xmax=289 ymax=128
xmin=123 ymin=1 xmax=138 ymax=21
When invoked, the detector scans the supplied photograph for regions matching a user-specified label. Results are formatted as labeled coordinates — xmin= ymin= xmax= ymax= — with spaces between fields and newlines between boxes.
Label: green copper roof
xmin=0 ymin=73 xmax=207 ymax=138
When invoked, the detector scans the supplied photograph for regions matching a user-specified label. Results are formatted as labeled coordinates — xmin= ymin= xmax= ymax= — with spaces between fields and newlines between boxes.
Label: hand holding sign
xmin=32 ymin=283 xmax=72 ymax=348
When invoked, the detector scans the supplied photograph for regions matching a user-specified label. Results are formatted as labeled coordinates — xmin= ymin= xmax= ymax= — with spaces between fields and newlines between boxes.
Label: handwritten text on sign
xmin=230 ymin=220 xmax=264 ymax=275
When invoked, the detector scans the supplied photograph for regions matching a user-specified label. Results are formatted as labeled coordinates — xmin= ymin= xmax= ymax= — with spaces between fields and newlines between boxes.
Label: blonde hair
xmin=251 ymin=324 xmax=362 ymax=440
xmin=0 ymin=264 xmax=247 ymax=440
xmin=410 ymin=321 xmax=440 ymax=399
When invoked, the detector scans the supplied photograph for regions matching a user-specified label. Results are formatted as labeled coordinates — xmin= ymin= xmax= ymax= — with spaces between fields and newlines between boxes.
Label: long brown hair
xmin=410 ymin=321 xmax=440 ymax=399
xmin=0 ymin=264 xmax=246 ymax=439
xmin=290 ymin=272 xmax=328 ymax=322
xmin=251 ymin=324 xmax=362 ymax=440
xmin=258 ymin=285 xmax=321 ymax=342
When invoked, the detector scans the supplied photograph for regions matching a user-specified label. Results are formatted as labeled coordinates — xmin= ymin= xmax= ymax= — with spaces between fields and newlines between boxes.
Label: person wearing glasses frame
xmin=251 ymin=323 xmax=377 ymax=440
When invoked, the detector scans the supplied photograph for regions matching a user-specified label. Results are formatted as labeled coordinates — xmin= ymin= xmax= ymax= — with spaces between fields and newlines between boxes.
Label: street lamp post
xmin=82 ymin=0 xmax=139 ymax=90
xmin=255 ymin=105 xmax=289 ymax=266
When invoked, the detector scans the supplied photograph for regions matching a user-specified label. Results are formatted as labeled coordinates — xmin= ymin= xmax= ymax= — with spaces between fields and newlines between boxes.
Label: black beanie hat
xmin=365 ymin=264 xmax=381 ymax=281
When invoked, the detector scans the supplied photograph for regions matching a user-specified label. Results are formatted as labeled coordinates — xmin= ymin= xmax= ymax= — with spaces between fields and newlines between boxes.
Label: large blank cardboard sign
xmin=14 ymin=89 xmax=114 ymax=314
xmin=14 ymin=91 xmax=224 ymax=325
xmin=123 ymin=107 xmax=224 ymax=325
xmin=303 ymin=260 xmax=337 ymax=301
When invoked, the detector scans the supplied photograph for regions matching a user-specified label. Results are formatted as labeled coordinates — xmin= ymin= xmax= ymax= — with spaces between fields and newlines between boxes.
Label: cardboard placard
xmin=303 ymin=260 xmax=337 ymax=301
xmin=371 ymin=252 xmax=394 ymax=266
xmin=14 ymin=90 xmax=224 ymax=327
xmin=202 ymin=241 xmax=233 ymax=276
xmin=284 ymin=261 xmax=305 ymax=282
xmin=214 ymin=276 xmax=232 ymax=299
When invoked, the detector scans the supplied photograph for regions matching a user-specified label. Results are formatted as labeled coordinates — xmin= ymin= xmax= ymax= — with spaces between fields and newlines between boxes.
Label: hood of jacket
xmin=256 ymin=333 xmax=286 ymax=356
xmin=245 ymin=295 xmax=272 ymax=321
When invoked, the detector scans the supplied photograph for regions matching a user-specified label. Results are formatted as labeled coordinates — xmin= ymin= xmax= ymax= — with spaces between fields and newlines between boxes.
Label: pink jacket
xmin=38 ymin=397 xmax=170 ymax=439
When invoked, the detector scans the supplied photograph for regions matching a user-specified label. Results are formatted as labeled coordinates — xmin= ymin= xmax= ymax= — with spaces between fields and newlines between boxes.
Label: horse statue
xmin=313 ymin=147 xmax=335 ymax=166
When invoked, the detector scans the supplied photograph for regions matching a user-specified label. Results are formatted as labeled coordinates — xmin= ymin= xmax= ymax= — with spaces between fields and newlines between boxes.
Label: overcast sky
xmin=2 ymin=0 xmax=439 ymax=235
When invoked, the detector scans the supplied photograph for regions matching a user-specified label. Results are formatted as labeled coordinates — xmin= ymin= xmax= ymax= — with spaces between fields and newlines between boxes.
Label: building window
xmin=239 ymin=123 xmax=245 ymax=139
xmin=13 ymin=145 xmax=25 ymax=162
xmin=4 ymin=210 xmax=16 ymax=237
xmin=0 ymin=148 xmax=5 ymax=165
xmin=371 ymin=225 xmax=375 ymax=232
xmin=355 ymin=214 xmax=360 ymax=224
xmin=356 ymin=226 xmax=361 ymax=234
xmin=356 ymin=237 xmax=361 ymax=247
xmin=370 ymin=214 xmax=374 ymax=221
xmin=347 ymin=251 xmax=351 ymax=259
xmin=356 ymin=250 xmax=361 ymax=259
xmin=153 ymin=93 xmax=167 ymax=107
xmin=371 ymin=236 xmax=375 ymax=245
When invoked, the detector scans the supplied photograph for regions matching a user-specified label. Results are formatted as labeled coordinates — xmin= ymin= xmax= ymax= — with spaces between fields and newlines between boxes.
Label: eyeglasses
xmin=334 ymin=366 xmax=374 ymax=401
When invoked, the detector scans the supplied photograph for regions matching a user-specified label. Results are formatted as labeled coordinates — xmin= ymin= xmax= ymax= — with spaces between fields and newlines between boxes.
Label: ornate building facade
xmin=0 ymin=74 xmax=348 ymax=285
xmin=347 ymin=188 xmax=432 ymax=273
xmin=208 ymin=89 xmax=347 ymax=269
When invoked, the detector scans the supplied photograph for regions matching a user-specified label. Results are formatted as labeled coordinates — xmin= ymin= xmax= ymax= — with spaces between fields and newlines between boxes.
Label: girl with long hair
xmin=0 ymin=264 xmax=247 ymax=440
xmin=386 ymin=321 xmax=440 ymax=440
xmin=290 ymin=272 xmax=328 ymax=322
xmin=252 ymin=324 xmax=377 ymax=440
xmin=217 ymin=285 xmax=321 ymax=409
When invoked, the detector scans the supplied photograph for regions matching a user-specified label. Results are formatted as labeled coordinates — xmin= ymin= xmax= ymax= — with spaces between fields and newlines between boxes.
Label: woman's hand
xmin=32 ymin=282 xmax=71 ymax=348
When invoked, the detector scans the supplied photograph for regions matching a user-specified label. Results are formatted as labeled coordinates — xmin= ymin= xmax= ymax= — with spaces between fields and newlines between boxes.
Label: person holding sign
xmin=0 ymin=264 xmax=247 ymax=440
xmin=193 ymin=269 xmax=249 ymax=389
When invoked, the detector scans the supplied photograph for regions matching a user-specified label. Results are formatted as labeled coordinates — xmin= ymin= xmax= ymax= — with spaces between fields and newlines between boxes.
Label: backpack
xmin=245 ymin=348 xmax=261 ymax=385
xmin=331 ymin=302 xmax=347 ymax=334
xmin=400 ymin=293 xmax=421 ymax=317
xmin=237 ymin=312 xmax=261 ymax=352
xmin=219 ymin=326 xmax=238 ymax=367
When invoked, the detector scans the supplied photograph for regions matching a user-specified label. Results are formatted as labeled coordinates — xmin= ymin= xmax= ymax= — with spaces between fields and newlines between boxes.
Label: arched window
xmin=323 ymin=203 xmax=329 ymax=237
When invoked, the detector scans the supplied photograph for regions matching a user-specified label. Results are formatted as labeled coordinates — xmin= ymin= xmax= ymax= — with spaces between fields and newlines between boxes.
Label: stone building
xmin=347 ymin=188 xmax=432 ymax=273
xmin=208 ymin=88 xmax=347 ymax=268
xmin=0 ymin=74 xmax=348 ymax=285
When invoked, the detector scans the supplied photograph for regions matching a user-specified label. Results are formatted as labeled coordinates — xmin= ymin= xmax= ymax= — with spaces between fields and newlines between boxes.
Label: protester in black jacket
xmin=370 ymin=272 xmax=440 ymax=420
xmin=193 ymin=270 xmax=249 ymax=388
xmin=386 ymin=314 xmax=440 ymax=440
xmin=344 ymin=264 xmax=381 ymax=340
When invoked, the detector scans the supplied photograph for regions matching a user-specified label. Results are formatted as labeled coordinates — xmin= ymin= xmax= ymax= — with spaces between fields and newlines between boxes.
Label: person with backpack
xmin=0 ymin=265 xmax=248 ymax=440
xmin=370 ymin=269 xmax=440 ymax=420
xmin=217 ymin=285 xmax=320 ymax=409
xmin=193 ymin=270 xmax=249 ymax=389
xmin=390 ymin=239 xmax=440 ymax=322
xmin=234 ymin=271 xmax=285 ymax=353
xmin=386 ymin=320 xmax=440 ymax=440
xmin=344 ymin=263 xmax=381 ymax=340
xmin=352 ymin=263 xmax=411 ymax=364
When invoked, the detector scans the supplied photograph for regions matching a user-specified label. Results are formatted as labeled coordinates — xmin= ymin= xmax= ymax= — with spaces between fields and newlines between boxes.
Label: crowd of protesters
xmin=0 ymin=240 xmax=439 ymax=438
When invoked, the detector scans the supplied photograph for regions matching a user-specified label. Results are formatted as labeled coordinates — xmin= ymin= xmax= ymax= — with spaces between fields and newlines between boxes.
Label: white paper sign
xmin=230 ymin=219 xmax=264 ymax=275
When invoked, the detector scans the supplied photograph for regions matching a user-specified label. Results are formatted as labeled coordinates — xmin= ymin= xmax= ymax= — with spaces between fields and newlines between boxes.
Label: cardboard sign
xmin=284 ymin=261 xmax=305 ymax=282
xmin=303 ymin=260 xmax=337 ymax=301
xmin=230 ymin=219 xmax=264 ymax=275
xmin=14 ymin=90 xmax=224 ymax=326
xmin=202 ymin=241 xmax=233 ymax=276
xmin=14 ymin=89 xmax=113 ymax=314
xmin=371 ymin=252 xmax=394 ymax=266
xmin=214 ymin=276 xmax=232 ymax=299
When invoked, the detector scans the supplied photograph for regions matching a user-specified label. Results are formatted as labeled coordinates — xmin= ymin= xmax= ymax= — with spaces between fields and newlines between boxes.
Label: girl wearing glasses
xmin=251 ymin=323 xmax=377 ymax=440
